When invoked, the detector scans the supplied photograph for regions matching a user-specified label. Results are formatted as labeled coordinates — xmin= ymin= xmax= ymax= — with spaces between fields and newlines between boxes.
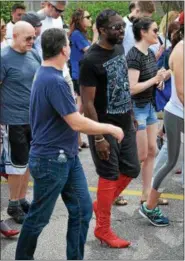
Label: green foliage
xmin=1 ymin=1 xmax=24 ymax=23
xmin=63 ymin=1 xmax=131 ymax=24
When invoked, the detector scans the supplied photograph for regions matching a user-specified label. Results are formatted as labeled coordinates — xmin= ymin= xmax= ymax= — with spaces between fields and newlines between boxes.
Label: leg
xmin=15 ymin=156 xmax=69 ymax=260
xmin=19 ymin=168 xmax=30 ymax=200
xmin=4 ymin=125 xmax=30 ymax=223
xmin=114 ymin=129 xmax=140 ymax=205
xmin=136 ymin=129 xmax=148 ymax=199
xmin=94 ymin=177 xmax=130 ymax=248
xmin=61 ymin=156 xmax=92 ymax=260
xmin=141 ymin=123 xmax=158 ymax=200
xmin=8 ymin=175 xmax=22 ymax=201
xmin=139 ymin=111 xmax=183 ymax=226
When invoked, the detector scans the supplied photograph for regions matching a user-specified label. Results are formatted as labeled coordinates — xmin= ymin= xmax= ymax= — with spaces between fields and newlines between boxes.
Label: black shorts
xmin=72 ymin=79 xmax=80 ymax=96
xmin=88 ymin=130 xmax=140 ymax=180
xmin=2 ymin=125 xmax=31 ymax=174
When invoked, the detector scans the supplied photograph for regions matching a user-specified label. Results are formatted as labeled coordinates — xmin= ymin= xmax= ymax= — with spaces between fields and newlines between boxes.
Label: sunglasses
xmin=52 ymin=5 xmax=65 ymax=13
xmin=25 ymin=36 xmax=36 ymax=42
xmin=84 ymin=15 xmax=91 ymax=20
xmin=153 ymin=28 xmax=159 ymax=34
xmin=107 ymin=23 xmax=125 ymax=31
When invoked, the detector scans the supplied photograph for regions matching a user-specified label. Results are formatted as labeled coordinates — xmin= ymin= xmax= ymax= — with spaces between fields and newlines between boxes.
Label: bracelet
xmin=95 ymin=137 xmax=105 ymax=143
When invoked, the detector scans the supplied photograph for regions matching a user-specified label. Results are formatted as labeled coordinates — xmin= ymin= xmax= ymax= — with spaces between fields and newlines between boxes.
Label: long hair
xmin=69 ymin=8 xmax=87 ymax=37
xmin=159 ymin=11 xmax=179 ymax=37
xmin=171 ymin=24 xmax=184 ymax=49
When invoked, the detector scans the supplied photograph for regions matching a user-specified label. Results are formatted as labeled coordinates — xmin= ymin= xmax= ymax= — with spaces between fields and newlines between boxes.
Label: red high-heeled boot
xmin=114 ymin=174 xmax=132 ymax=200
xmin=94 ymin=177 xmax=131 ymax=248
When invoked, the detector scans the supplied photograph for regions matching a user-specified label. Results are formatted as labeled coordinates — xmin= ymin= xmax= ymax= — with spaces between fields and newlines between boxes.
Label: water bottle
xmin=57 ymin=150 xmax=67 ymax=163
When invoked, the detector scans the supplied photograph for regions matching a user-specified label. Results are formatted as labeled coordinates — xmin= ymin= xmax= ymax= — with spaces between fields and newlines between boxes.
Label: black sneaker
xmin=7 ymin=205 xmax=25 ymax=224
xmin=20 ymin=200 xmax=30 ymax=214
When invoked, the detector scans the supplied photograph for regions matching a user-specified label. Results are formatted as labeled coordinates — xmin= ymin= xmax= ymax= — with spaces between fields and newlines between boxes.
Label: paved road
xmin=1 ymin=137 xmax=184 ymax=260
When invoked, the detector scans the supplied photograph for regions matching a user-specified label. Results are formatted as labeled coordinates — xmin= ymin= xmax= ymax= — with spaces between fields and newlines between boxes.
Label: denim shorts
xmin=133 ymin=102 xmax=158 ymax=131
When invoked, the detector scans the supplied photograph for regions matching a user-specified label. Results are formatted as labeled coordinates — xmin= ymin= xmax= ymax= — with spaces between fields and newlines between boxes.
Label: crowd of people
xmin=0 ymin=0 xmax=184 ymax=259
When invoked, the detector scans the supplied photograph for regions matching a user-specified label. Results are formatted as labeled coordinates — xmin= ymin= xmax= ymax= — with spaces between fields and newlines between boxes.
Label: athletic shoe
xmin=20 ymin=200 xmax=30 ymax=214
xmin=139 ymin=203 xmax=169 ymax=227
xmin=7 ymin=205 xmax=25 ymax=224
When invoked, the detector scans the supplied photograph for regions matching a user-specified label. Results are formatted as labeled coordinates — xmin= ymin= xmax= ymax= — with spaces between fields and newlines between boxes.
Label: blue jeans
xmin=15 ymin=155 xmax=92 ymax=260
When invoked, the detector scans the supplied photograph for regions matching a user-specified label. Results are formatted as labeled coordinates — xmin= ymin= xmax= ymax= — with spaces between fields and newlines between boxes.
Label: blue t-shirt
xmin=69 ymin=30 xmax=90 ymax=80
xmin=29 ymin=66 xmax=78 ymax=157
xmin=0 ymin=46 xmax=41 ymax=125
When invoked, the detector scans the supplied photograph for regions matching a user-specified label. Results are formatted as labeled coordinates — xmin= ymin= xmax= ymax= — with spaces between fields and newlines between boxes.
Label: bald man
xmin=0 ymin=21 xmax=41 ymax=224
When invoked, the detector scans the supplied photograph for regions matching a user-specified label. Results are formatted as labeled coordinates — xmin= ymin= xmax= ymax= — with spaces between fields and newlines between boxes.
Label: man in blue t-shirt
xmin=15 ymin=28 xmax=124 ymax=260
xmin=0 ymin=21 xmax=41 ymax=224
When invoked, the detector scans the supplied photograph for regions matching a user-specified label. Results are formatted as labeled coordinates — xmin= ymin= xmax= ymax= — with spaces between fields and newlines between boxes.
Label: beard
xmin=107 ymin=36 xmax=123 ymax=45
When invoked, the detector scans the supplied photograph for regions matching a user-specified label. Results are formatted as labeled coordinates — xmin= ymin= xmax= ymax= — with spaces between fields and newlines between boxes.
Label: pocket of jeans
xmin=48 ymin=158 xmax=68 ymax=179
xmin=29 ymin=158 xmax=49 ymax=180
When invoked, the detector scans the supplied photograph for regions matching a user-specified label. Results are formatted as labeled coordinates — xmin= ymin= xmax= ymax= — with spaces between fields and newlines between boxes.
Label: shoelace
xmin=153 ymin=207 xmax=163 ymax=217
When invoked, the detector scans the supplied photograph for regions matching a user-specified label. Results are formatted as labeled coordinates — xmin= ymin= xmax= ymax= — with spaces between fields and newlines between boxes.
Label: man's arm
xmin=63 ymin=111 xmax=124 ymax=143
xmin=79 ymin=85 xmax=111 ymax=161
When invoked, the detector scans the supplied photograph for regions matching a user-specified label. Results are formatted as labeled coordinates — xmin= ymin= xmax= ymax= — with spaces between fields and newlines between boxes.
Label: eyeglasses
xmin=52 ymin=5 xmax=65 ymax=13
xmin=84 ymin=15 xmax=91 ymax=20
xmin=107 ymin=23 xmax=125 ymax=31
xmin=25 ymin=36 xmax=36 ymax=42
xmin=153 ymin=28 xmax=159 ymax=34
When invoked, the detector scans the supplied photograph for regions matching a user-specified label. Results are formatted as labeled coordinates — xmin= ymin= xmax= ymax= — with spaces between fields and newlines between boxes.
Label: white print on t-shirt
xmin=103 ymin=55 xmax=132 ymax=114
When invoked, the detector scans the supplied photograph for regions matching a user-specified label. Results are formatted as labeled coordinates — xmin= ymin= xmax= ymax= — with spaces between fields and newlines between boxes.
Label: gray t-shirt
xmin=0 ymin=46 xmax=41 ymax=125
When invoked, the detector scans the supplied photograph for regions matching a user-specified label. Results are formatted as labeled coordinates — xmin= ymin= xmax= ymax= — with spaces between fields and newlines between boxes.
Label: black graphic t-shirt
xmin=126 ymin=46 xmax=158 ymax=105
xmin=79 ymin=43 xmax=132 ymax=130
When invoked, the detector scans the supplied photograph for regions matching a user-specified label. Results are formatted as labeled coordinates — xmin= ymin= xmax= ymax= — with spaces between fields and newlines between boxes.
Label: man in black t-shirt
xmin=79 ymin=9 xmax=140 ymax=248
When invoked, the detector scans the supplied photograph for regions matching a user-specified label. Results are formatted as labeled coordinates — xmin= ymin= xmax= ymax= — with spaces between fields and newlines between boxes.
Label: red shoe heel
xmin=95 ymin=229 xmax=131 ymax=248
xmin=1 ymin=229 xmax=20 ymax=237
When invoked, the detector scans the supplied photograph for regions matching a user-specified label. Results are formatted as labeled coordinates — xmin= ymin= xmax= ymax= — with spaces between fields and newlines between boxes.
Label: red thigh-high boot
xmin=93 ymin=177 xmax=131 ymax=248
xmin=113 ymin=174 xmax=132 ymax=200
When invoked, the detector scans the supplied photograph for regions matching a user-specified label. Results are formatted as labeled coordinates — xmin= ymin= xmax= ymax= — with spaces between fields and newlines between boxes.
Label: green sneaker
xmin=139 ymin=203 xmax=169 ymax=227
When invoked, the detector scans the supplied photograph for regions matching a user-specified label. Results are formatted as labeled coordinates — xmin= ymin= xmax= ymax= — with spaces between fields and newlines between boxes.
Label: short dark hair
xmin=137 ymin=1 xmax=155 ymax=14
xmin=129 ymin=1 xmax=136 ymax=13
xmin=96 ymin=9 xmax=119 ymax=34
xmin=133 ymin=17 xmax=155 ymax=41
xmin=12 ymin=3 xmax=26 ymax=12
xmin=41 ymin=28 xmax=67 ymax=60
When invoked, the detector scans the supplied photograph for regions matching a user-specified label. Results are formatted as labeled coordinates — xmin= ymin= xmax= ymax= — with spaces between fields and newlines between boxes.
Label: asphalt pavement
xmin=1 ymin=136 xmax=184 ymax=260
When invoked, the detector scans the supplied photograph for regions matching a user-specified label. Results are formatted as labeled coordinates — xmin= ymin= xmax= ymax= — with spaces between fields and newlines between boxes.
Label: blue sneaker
xmin=139 ymin=203 xmax=169 ymax=227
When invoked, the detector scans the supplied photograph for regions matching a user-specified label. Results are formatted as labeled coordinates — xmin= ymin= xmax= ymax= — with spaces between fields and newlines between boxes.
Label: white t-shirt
xmin=150 ymin=34 xmax=171 ymax=56
xmin=1 ymin=39 xmax=11 ymax=49
xmin=6 ymin=21 xmax=14 ymax=40
xmin=165 ymin=73 xmax=183 ymax=119
xmin=122 ymin=16 xmax=135 ymax=56
xmin=36 ymin=9 xmax=69 ymax=77
xmin=37 ymin=9 xmax=63 ymax=33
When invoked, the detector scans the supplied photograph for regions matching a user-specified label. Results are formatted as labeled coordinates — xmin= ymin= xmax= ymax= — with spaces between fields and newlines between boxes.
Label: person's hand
xmin=154 ymin=69 xmax=166 ymax=85
xmin=156 ymin=45 xmax=165 ymax=60
xmin=95 ymin=139 xmax=110 ymax=161
xmin=110 ymin=125 xmax=124 ymax=143
xmin=157 ymin=81 xmax=164 ymax=90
